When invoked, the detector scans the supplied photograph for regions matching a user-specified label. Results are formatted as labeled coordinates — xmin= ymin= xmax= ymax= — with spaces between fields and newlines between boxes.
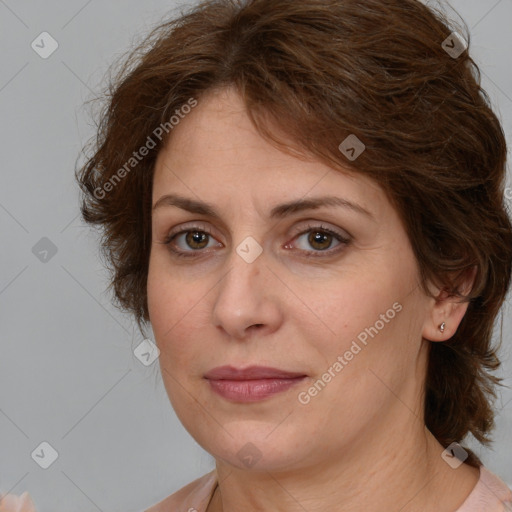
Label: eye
xmin=286 ymin=223 xmax=351 ymax=256
xmin=160 ymin=222 xmax=351 ymax=259
xmin=162 ymin=225 xmax=222 ymax=258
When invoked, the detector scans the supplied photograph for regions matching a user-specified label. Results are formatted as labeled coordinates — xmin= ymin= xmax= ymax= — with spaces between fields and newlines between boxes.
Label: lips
xmin=204 ymin=365 xmax=307 ymax=380
xmin=204 ymin=366 xmax=307 ymax=402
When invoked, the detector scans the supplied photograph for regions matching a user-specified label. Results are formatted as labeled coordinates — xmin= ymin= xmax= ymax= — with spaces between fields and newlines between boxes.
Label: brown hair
xmin=76 ymin=0 xmax=512 ymax=465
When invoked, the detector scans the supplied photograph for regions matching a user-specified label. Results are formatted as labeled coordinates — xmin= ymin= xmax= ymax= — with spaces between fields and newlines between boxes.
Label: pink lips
xmin=204 ymin=365 xmax=307 ymax=402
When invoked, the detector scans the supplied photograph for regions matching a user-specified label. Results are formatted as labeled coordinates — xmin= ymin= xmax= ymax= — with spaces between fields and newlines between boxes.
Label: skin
xmin=147 ymin=86 xmax=479 ymax=512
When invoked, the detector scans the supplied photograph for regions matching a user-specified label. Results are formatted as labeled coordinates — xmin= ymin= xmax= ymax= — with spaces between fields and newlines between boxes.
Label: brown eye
xmin=163 ymin=226 xmax=222 ymax=258
xmin=287 ymin=224 xmax=351 ymax=258
xmin=307 ymin=231 xmax=334 ymax=251
xmin=185 ymin=231 xmax=209 ymax=249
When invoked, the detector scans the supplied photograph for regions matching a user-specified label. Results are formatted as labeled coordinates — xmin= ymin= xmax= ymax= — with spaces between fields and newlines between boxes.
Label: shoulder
xmin=456 ymin=466 xmax=512 ymax=512
xmin=144 ymin=470 xmax=217 ymax=512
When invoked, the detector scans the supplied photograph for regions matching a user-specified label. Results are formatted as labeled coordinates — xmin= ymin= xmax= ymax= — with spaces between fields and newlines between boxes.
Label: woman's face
xmin=147 ymin=87 xmax=434 ymax=472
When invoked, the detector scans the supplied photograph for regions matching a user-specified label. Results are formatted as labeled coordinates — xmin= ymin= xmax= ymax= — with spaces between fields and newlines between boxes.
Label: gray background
xmin=0 ymin=1 xmax=511 ymax=511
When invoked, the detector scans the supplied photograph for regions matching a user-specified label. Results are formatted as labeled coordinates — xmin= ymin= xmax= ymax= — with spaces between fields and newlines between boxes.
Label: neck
xmin=208 ymin=414 xmax=479 ymax=512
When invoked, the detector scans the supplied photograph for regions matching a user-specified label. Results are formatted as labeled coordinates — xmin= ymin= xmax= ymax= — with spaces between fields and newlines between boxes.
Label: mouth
xmin=204 ymin=365 xmax=308 ymax=402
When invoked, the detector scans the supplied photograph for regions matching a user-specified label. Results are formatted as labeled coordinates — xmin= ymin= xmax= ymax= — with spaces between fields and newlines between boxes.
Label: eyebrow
xmin=152 ymin=193 xmax=373 ymax=219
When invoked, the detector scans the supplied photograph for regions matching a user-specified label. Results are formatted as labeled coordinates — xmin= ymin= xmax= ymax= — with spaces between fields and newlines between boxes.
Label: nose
xmin=211 ymin=244 xmax=283 ymax=341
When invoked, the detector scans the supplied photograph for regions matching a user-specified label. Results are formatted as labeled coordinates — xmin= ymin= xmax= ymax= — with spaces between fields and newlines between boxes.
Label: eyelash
xmin=162 ymin=223 xmax=351 ymax=260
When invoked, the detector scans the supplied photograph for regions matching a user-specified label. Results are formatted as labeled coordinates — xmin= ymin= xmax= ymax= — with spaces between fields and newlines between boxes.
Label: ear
xmin=422 ymin=266 xmax=477 ymax=342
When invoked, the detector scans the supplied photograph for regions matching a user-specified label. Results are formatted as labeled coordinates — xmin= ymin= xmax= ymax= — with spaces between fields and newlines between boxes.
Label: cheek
xmin=290 ymin=261 xmax=420 ymax=379
xmin=147 ymin=261 xmax=213 ymax=367
xmin=147 ymin=249 xmax=197 ymax=328
xmin=295 ymin=272 xmax=397 ymax=339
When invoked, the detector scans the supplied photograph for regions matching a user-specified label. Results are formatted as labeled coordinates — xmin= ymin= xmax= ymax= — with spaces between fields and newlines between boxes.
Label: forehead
xmin=152 ymin=87 xmax=384 ymax=217
xmin=154 ymin=88 xmax=303 ymax=179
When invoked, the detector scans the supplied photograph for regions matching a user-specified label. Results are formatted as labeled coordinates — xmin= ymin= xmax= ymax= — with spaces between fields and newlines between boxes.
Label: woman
xmin=2 ymin=0 xmax=511 ymax=511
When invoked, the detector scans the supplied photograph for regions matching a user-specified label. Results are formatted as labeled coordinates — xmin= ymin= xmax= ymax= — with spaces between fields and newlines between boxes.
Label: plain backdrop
xmin=0 ymin=1 xmax=511 ymax=510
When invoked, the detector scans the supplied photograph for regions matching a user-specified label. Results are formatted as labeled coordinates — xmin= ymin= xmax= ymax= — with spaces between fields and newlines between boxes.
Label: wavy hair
xmin=76 ymin=0 xmax=512 ymax=465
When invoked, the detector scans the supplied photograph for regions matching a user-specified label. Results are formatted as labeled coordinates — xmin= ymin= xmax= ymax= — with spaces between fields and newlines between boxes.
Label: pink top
xmin=143 ymin=465 xmax=512 ymax=512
